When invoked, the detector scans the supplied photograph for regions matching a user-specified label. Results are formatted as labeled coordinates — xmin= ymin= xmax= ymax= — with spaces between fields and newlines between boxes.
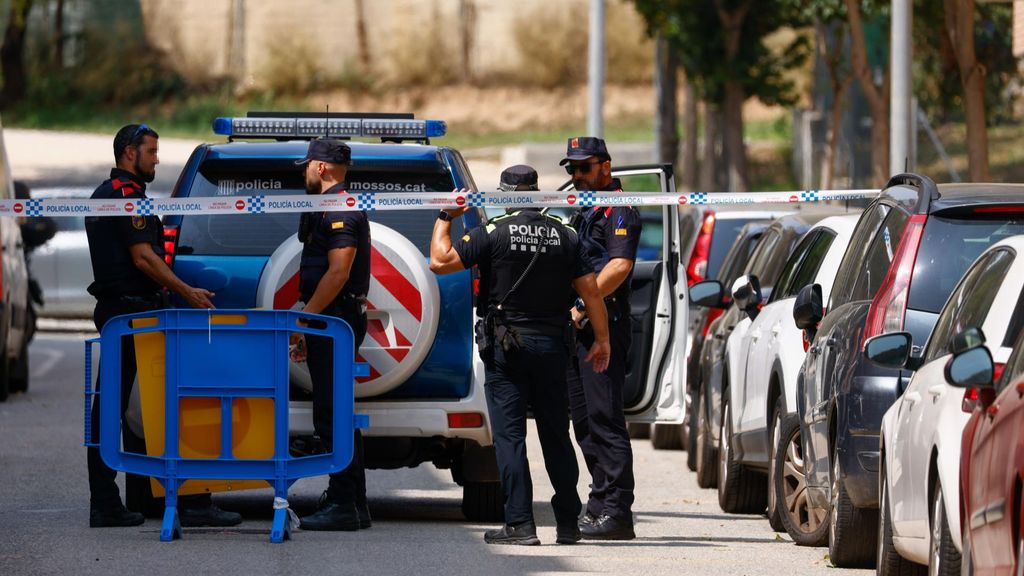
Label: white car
xmin=27 ymin=187 xmax=94 ymax=318
xmin=730 ymin=215 xmax=856 ymax=540
xmin=867 ymin=235 xmax=1024 ymax=575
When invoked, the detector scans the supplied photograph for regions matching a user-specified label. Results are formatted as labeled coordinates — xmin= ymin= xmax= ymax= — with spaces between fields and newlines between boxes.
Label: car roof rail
xmin=883 ymin=172 xmax=940 ymax=214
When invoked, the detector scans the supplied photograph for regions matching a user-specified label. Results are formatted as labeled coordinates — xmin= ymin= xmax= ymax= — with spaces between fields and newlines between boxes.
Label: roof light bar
xmin=212 ymin=116 xmax=447 ymax=139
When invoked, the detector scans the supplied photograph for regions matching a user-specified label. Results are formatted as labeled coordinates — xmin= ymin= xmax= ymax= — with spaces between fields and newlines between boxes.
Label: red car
xmin=948 ymin=319 xmax=1024 ymax=575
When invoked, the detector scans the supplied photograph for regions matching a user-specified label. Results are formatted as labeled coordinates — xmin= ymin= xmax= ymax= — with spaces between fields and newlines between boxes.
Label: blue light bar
xmin=211 ymin=116 xmax=447 ymax=140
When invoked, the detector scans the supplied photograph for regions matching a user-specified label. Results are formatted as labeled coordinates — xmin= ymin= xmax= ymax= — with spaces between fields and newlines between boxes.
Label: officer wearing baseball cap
xmin=289 ymin=138 xmax=372 ymax=531
xmin=430 ymin=165 xmax=611 ymax=545
xmin=562 ymin=136 xmax=642 ymax=540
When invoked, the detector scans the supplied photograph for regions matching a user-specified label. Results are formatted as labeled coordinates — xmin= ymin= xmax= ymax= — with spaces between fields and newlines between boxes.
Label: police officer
xmin=429 ymin=165 xmax=611 ymax=545
xmin=86 ymin=124 xmax=241 ymax=528
xmin=289 ymin=139 xmax=371 ymax=532
xmin=562 ymin=136 xmax=642 ymax=540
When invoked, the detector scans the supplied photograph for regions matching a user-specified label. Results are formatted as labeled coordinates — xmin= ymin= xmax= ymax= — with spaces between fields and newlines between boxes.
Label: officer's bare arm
xmin=595 ymin=257 xmax=634 ymax=298
xmin=302 ymin=247 xmax=355 ymax=315
xmin=429 ymin=209 xmax=468 ymax=275
xmin=573 ymin=273 xmax=611 ymax=372
xmin=128 ymin=242 xmax=214 ymax=309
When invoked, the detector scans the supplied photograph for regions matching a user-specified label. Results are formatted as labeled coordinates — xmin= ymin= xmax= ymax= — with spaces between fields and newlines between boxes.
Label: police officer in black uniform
xmin=289 ymin=139 xmax=372 ymax=532
xmin=430 ymin=165 xmax=611 ymax=545
xmin=562 ymin=137 xmax=642 ymax=540
xmin=86 ymin=124 xmax=241 ymax=528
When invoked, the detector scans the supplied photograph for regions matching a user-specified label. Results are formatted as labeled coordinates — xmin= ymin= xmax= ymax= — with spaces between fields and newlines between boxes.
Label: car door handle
xmin=657 ymin=313 xmax=670 ymax=318
xmin=825 ymin=337 xmax=837 ymax=348
xmin=928 ymin=385 xmax=945 ymax=398
xmin=904 ymin=391 xmax=922 ymax=404
xmin=987 ymin=404 xmax=1000 ymax=417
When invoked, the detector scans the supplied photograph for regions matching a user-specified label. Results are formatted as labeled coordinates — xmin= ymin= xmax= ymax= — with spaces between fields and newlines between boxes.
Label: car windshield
xmin=707 ymin=217 xmax=755 ymax=280
xmin=176 ymin=159 xmax=458 ymax=256
xmin=909 ymin=213 xmax=1024 ymax=313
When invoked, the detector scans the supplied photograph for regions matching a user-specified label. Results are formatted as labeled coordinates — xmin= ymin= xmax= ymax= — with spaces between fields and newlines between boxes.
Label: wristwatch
xmin=437 ymin=210 xmax=454 ymax=222
xmin=574 ymin=297 xmax=586 ymax=312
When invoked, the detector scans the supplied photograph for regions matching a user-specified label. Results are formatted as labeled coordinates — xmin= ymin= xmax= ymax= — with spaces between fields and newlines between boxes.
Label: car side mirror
xmin=793 ymin=284 xmax=823 ymax=336
xmin=864 ymin=332 xmax=913 ymax=370
xmin=949 ymin=326 xmax=987 ymax=355
xmin=944 ymin=346 xmax=995 ymax=389
xmin=689 ymin=280 xmax=725 ymax=308
xmin=731 ymin=274 xmax=763 ymax=320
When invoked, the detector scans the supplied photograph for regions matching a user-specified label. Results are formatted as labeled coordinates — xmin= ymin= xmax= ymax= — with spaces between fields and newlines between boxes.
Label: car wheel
xmin=718 ymin=399 xmax=767 ymax=513
xmin=766 ymin=397 xmax=785 ymax=532
xmin=651 ymin=423 xmax=684 ymax=450
xmin=462 ymin=481 xmax=504 ymax=522
xmin=628 ymin=423 xmax=651 ymax=440
xmin=686 ymin=392 xmax=698 ymax=471
xmin=775 ymin=411 xmax=829 ymax=546
xmin=828 ymin=451 xmax=878 ymax=567
xmin=695 ymin=384 xmax=717 ymax=488
xmin=928 ymin=478 xmax=961 ymax=576
xmin=878 ymin=463 xmax=926 ymax=575
xmin=9 ymin=336 xmax=29 ymax=394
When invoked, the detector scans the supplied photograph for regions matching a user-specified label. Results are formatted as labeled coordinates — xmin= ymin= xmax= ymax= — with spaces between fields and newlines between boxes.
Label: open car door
xmin=557 ymin=164 xmax=686 ymax=424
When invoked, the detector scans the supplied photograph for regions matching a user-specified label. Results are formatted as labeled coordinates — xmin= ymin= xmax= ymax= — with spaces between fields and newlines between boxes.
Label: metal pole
xmin=588 ymin=0 xmax=605 ymax=138
xmin=890 ymin=0 xmax=912 ymax=174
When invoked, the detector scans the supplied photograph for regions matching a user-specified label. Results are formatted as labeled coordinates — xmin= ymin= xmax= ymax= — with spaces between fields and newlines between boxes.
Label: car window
xmin=707 ymin=217 xmax=755 ymax=280
xmin=177 ymin=159 xmax=458 ymax=256
xmin=744 ymin=229 xmax=781 ymax=278
xmin=925 ymin=248 xmax=1014 ymax=362
xmin=617 ymin=173 xmax=665 ymax=262
xmin=774 ymin=229 xmax=836 ymax=303
xmin=716 ymin=229 xmax=763 ymax=288
xmin=909 ymin=215 xmax=1024 ymax=313
xmin=55 ymin=215 xmax=86 ymax=232
xmin=849 ymin=208 xmax=909 ymax=303
xmin=771 ymin=230 xmax=818 ymax=303
xmin=830 ymin=203 xmax=889 ymax=309
xmin=1000 ymin=328 xmax=1024 ymax=390
xmin=1003 ymin=284 xmax=1024 ymax=348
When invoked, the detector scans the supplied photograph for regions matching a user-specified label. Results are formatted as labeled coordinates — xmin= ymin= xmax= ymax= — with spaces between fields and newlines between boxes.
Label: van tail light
xmin=863 ymin=215 xmax=927 ymax=344
xmin=962 ymin=388 xmax=979 ymax=412
xmin=163 ymin=225 xmax=179 ymax=266
xmin=687 ymin=212 xmax=716 ymax=286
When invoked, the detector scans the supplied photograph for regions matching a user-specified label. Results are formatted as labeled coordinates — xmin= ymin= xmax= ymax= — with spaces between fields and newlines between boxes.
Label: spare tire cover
xmin=255 ymin=223 xmax=441 ymax=398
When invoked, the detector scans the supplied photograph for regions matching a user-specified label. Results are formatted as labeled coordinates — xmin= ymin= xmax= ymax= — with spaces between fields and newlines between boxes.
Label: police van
xmin=162 ymin=112 xmax=687 ymax=520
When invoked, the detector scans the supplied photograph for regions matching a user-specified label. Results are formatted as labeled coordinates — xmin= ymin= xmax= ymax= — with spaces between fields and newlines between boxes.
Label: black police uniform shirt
xmin=576 ymin=178 xmax=642 ymax=303
xmin=298 ymin=183 xmax=371 ymax=303
xmin=453 ymin=209 xmax=593 ymax=336
xmin=85 ymin=168 xmax=164 ymax=298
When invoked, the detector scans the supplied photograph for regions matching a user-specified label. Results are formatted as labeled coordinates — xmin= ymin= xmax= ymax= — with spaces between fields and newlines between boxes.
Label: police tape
xmin=6 ymin=189 xmax=880 ymax=217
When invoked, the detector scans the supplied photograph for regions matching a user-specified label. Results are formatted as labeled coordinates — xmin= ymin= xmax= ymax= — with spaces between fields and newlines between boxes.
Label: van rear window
xmin=176 ymin=160 xmax=458 ymax=256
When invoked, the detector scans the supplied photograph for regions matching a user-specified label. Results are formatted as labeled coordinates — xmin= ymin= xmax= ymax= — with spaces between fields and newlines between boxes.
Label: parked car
xmin=685 ymin=221 xmax=771 ymax=470
xmin=793 ymin=174 xmax=1024 ymax=567
xmin=945 ymin=278 xmax=1024 ymax=574
xmin=689 ymin=214 xmax=820 ymax=491
xmin=0 ymin=118 xmax=32 ymax=401
xmin=27 ymin=187 xmax=94 ymax=318
xmin=723 ymin=214 xmax=858 ymax=539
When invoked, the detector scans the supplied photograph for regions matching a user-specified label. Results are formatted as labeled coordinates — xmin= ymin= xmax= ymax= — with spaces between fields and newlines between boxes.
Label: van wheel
xmin=928 ymin=478 xmax=961 ymax=576
xmin=829 ymin=454 xmax=878 ymax=567
xmin=695 ymin=384 xmax=717 ymax=488
xmin=878 ymin=463 xmax=925 ymax=574
xmin=462 ymin=481 xmax=504 ymax=522
xmin=651 ymin=423 xmax=684 ymax=450
xmin=628 ymin=423 xmax=650 ymax=440
xmin=718 ymin=399 xmax=767 ymax=513
xmin=9 ymin=337 xmax=28 ymax=393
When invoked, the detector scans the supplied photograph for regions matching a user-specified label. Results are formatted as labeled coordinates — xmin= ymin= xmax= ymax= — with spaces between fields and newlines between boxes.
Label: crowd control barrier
xmin=84 ymin=309 xmax=369 ymax=542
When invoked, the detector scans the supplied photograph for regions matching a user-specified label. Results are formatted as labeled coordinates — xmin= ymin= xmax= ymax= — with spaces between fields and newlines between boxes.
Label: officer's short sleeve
xmin=452 ymin=225 xmax=490 ymax=269
xmin=605 ymin=206 xmax=642 ymax=261
xmin=324 ymin=211 xmax=364 ymax=250
xmin=570 ymin=232 xmax=594 ymax=279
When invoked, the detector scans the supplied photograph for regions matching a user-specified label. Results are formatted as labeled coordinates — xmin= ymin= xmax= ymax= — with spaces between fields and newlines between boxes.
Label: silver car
xmin=29 ymin=188 xmax=93 ymax=318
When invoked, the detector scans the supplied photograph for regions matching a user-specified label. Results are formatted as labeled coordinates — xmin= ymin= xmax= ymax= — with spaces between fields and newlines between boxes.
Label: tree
xmin=1 ymin=0 xmax=32 ymax=108
xmin=943 ymin=0 xmax=989 ymax=180
xmin=844 ymin=0 xmax=890 ymax=186
xmin=806 ymin=0 xmax=852 ymax=189
xmin=632 ymin=0 xmax=809 ymax=191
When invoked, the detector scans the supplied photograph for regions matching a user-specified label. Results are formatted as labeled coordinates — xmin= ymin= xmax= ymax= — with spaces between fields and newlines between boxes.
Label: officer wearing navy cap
xmin=430 ymin=165 xmax=611 ymax=545
xmin=289 ymin=138 xmax=372 ymax=531
xmin=562 ymin=136 xmax=642 ymax=540
xmin=85 ymin=124 xmax=240 ymax=528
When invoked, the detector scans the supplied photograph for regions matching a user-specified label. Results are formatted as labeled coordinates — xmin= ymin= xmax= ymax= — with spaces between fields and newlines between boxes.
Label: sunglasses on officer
xmin=130 ymin=124 xmax=152 ymax=144
xmin=564 ymin=160 xmax=605 ymax=175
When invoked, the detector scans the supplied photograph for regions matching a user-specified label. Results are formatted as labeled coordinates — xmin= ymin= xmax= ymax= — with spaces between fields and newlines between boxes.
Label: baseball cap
xmin=498 ymin=165 xmax=539 ymax=191
xmin=559 ymin=136 xmax=611 ymax=166
xmin=295 ymin=139 xmax=352 ymax=165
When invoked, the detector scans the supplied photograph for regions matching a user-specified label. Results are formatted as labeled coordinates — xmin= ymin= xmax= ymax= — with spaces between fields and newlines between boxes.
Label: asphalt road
xmin=0 ymin=332 xmax=872 ymax=576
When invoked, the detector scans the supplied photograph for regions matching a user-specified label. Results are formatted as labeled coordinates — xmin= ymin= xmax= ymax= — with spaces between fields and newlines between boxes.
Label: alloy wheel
xmin=929 ymin=489 xmax=944 ymax=576
xmin=781 ymin=425 xmax=825 ymax=532
xmin=696 ymin=392 xmax=707 ymax=472
xmin=719 ymin=402 xmax=730 ymax=491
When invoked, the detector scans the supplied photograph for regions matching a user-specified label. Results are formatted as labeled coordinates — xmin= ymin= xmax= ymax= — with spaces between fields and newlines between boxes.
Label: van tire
xmin=462 ymin=481 xmax=504 ymax=523
xmin=651 ymin=423 xmax=684 ymax=450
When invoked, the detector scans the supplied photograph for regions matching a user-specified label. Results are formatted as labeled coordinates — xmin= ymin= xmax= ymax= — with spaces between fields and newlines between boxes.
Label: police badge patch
xmin=132 ymin=216 xmax=146 ymax=230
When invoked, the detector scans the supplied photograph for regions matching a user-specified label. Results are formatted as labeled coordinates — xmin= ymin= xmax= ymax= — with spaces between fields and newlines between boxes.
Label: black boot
xmin=356 ymin=501 xmax=372 ymax=529
xmin=577 ymin=510 xmax=599 ymax=529
xmin=484 ymin=521 xmax=540 ymax=545
xmin=580 ymin=514 xmax=635 ymax=540
xmin=556 ymin=524 xmax=582 ymax=544
xmin=179 ymin=503 xmax=242 ymax=527
xmin=90 ymin=502 xmax=145 ymax=528
xmin=300 ymin=500 xmax=360 ymax=531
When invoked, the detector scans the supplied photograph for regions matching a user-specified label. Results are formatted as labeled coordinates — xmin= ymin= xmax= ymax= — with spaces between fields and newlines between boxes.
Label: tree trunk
xmin=699 ymin=103 xmax=719 ymax=191
xmin=654 ymin=36 xmax=679 ymax=167
xmin=818 ymin=22 xmax=851 ymax=190
xmin=1 ymin=0 xmax=32 ymax=109
xmin=459 ymin=0 xmax=477 ymax=81
xmin=53 ymin=0 xmax=63 ymax=68
xmin=845 ymin=0 xmax=890 ymax=186
xmin=944 ymin=0 xmax=990 ymax=181
xmin=714 ymin=0 xmax=752 ymax=192
xmin=354 ymin=0 xmax=371 ymax=74
xmin=681 ymin=79 xmax=698 ymax=192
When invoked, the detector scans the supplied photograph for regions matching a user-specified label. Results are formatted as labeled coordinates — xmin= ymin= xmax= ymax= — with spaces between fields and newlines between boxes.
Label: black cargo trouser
xmin=484 ymin=331 xmax=582 ymax=528
xmin=305 ymin=302 xmax=368 ymax=507
xmin=567 ymin=315 xmax=635 ymax=521
xmin=88 ymin=296 xmax=214 ymax=511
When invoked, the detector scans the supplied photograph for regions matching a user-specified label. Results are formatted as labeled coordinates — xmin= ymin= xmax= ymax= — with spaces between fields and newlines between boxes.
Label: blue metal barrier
xmin=83 ymin=309 xmax=370 ymax=542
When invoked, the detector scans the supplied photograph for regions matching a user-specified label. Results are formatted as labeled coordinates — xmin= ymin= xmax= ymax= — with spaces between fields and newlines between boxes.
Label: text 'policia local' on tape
xmin=3 ymin=189 xmax=880 ymax=217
